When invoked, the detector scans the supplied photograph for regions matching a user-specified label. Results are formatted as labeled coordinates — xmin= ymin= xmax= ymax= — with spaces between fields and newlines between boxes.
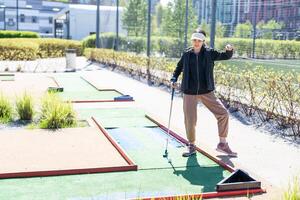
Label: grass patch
xmin=25 ymin=122 xmax=39 ymax=130
xmin=39 ymin=93 xmax=77 ymax=129
xmin=16 ymin=92 xmax=34 ymax=121
xmin=0 ymin=93 xmax=12 ymax=123
xmin=283 ymin=176 xmax=300 ymax=200
xmin=220 ymin=58 xmax=300 ymax=73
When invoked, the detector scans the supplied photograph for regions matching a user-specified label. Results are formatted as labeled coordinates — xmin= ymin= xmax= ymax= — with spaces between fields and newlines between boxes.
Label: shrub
xmin=216 ymin=38 xmax=300 ymax=59
xmin=16 ymin=92 xmax=34 ymax=121
xmin=35 ymin=38 xmax=82 ymax=58
xmin=0 ymin=30 xmax=39 ymax=38
xmin=0 ymin=93 xmax=12 ymax=123
xmin=40 ymin=93 xmax=77 ymax=129
xmin=82 ymin=34 xmax=96 ymax=49
xmin=0 ymin=38 xmax=82 ymax=60
xmin=283 ymin=176 xmax=300 ymax=200
xmin=82 ymin=33 xmax=300 ymax=59
xmin=82 ymin=33 xmax=146 ymax=53
xmin=153 ymin=36 xmax=182 ymax=58
xmin=0 ymin=39 xmax=39 ymax=60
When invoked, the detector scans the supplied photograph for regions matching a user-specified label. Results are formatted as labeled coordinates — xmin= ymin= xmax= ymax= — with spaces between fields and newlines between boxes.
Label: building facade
xmin=0 ymin=0 xmax=65 ymax=36
xmin=0 ymin=0 xmax=127 ymax=39
xmin=241 ymin=0 xmax=300 ymax=32
xmin=54 ymin=4 xmax=126 ymax=40
xmin=192 ymin=0 xmax=300 ymax=38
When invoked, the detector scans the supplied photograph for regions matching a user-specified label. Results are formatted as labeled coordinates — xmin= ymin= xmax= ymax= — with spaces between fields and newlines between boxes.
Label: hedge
xmin=82 ymin=33 xmax=182 ymax=58
xmin=34 ymin=39 xmax=82 ymax=58
xmin=82 ymin=33 xmax=300 ymax=59
xmin=0 ymin=40 xmax=39 ymax=60
xmin=85 ymin=48 xmax=300 ymax=138
xmin=0 ymin=38 xmax=82 ymax=60
xmin=216 ymin=38 xmax=300 ymax=59
xmin=0 ymin=30 xmax=39 ymax=38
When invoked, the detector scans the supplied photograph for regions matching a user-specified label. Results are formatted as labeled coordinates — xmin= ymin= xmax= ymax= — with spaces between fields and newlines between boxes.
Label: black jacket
xmin=172 ymin=46 xmax=233 ymax=95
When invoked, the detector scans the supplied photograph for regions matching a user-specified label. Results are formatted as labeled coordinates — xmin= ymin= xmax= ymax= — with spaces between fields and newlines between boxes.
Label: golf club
xmin=163 ymin=85 xmax=175 ymax=161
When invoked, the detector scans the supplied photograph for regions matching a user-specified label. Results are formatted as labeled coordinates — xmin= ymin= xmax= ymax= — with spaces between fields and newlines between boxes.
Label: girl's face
xmin=192 ymin=39 xmax=203 ymax=50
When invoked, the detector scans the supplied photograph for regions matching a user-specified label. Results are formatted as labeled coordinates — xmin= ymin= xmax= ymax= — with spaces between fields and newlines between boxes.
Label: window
xmin=8 ymin=18 xmax=14 ymax=26
xmin=20 ymin=14 xmax=25 ymax=22
xmin=49 ymin=17 xmax=53 ymax=24
xmin=32 ymin=16 xmax=37 ymax=23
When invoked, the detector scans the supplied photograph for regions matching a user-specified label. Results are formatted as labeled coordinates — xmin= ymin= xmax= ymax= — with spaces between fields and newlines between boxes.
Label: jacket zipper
xmin=196 ymin=53 xmax=200 ymax=95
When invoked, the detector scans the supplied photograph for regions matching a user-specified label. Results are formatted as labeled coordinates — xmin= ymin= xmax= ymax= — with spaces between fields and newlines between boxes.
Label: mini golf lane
xmin=53 ymin=74 xmax=128 ymax=102
xmin=0 ymin=127 xmax=136 ymax=179
xmin=0 ymin=74 xmax=15 ymax=81
xmin=107 ymin=127 xmax=222 ymax=170
xmin=88 ymin=108 xmax=264 ymax=199
xmin=77 ymin=107 xmax=157 ymax=128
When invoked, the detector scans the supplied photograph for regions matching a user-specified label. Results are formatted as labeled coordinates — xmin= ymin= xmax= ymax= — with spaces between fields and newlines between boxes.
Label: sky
xmin=160 ymin=0 xmax=172 ymax=6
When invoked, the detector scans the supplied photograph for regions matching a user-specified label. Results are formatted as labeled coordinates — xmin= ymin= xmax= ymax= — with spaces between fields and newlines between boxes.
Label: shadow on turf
xmin=216 ymin=155 xmax=235 ymax=168
xmin=172 ymin=155 xmax=227 ymax=192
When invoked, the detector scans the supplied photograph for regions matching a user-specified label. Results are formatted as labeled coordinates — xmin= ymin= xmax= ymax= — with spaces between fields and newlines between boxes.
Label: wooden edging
xmin=0 ymin=165 xmax=136 ymax=179
xmin=80 ymin=76 xmax=125 ymax=95
xmin=91 ymin=117 xmax=137 ymax=168
xmin=141 ymin=188 xmax=266 ymax=200
xmin=70 ymin=99 xmax=134 ymax=103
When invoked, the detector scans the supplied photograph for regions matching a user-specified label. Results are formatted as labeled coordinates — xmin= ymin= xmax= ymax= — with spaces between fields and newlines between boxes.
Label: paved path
xmin=0 ymin=57 xmax=91 ymax=73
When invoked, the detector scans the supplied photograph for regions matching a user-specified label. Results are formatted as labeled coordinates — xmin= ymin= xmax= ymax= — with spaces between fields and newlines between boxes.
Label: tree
xmin=119 ymin=0 xmax=126 ymax=7
xmin=234 ymin=21 xmax=252 ymax=38
xmin=216 ymin=21 xmax=225 ymax=38
xmin=150 ymin=3 xmax=165 ymax=36
xmin=257 ymin=20 xmax=283 ymax=39
xmin=161 ymin=3 xmax=174 ymax=36
xmin=199 ymin=22 xmax=210 ymax=36
xmin=122 ymin=0 xmax=147 ymax=37
xmin=161 ymin=0 xmax=198 ymax=40
xmin=155 ymin=3 xmax=164 ymax=29
xmin=198 ymin=21 xmax=225 ymax=38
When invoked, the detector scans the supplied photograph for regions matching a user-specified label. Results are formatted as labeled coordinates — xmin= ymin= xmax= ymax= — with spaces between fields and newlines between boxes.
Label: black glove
xmin=170 ymin=77 xmax=177 ymax=83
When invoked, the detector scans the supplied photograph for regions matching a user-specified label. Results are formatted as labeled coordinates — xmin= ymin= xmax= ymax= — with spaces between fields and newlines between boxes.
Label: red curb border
xmin=80 ymin=76 xmax=125 ymax=94
xmin=91 ymin=117 xmax=137 ymax=168
xmin=49 ymin=76 xmax=60 ymax=87
xmin=0 ymin=165 xmax=136 ymax=179
xmin=70 ymin=99 xmax=134 ymax=103
xmin=141 ymin=188 xmax=266 ymax=200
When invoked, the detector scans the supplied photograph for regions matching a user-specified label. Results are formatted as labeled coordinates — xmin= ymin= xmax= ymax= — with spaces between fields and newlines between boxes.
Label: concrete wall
xmin=67 ymin=5 xmax=126 ymax=40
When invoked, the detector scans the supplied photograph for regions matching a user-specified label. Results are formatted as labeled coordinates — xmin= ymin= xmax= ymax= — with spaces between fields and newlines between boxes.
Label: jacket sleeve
xmin=211 ymin=49 xmax=233 ymax=61
xmin=171 ymin=54 xmax=184 ymax=82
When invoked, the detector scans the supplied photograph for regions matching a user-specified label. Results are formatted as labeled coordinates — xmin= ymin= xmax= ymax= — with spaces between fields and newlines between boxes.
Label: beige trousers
xmin=183 ymin=92 xmax=229 ymax=143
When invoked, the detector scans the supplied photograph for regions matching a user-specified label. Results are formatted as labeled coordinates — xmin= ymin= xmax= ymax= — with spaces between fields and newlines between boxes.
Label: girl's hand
xmin=225 ymin=44 xmax=233 ymax=51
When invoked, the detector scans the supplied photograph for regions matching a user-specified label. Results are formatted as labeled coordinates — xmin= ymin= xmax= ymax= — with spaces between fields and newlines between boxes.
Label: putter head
xmin=114 ymin=95 xmax=134 ymax=101
xmin=163 ymin=150 xmax=168 ymax=158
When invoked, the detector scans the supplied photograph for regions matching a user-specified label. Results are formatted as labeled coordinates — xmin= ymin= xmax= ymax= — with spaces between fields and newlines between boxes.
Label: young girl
xmin=171 ymin=29 xmax=237 ymax=157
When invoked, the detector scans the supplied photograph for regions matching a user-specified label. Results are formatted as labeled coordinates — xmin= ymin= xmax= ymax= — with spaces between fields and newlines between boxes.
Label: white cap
xmin=191 ymin=32 xmax=206 ymax=41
